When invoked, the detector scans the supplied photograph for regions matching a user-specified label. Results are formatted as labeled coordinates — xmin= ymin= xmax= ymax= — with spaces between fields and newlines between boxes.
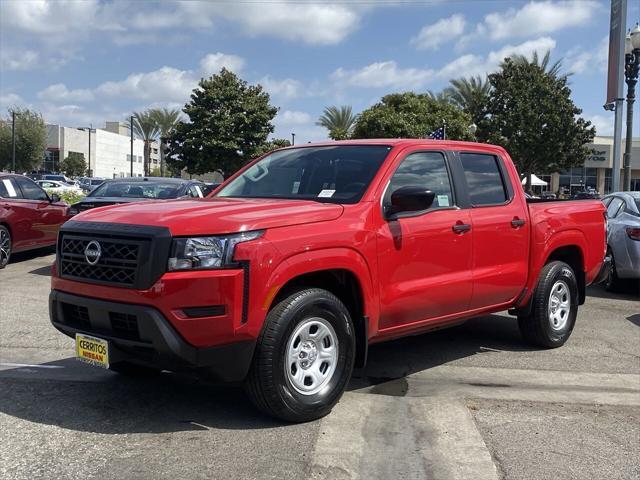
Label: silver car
xmin=603 ymin=192 xmax=640 ymax=291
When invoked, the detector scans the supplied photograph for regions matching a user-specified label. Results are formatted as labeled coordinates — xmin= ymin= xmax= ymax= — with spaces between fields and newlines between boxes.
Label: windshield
xmin=216 ymin=145 xmax=392 ymax=204
xmin=89 ymin=181 xmax=184 ymax=199
xmin=90 ymin=179 xmax=104 ymax=186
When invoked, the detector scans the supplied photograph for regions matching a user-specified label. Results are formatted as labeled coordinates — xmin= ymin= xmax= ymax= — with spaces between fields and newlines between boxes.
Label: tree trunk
xmin=144 ymin=140 xmax=150 ymax=176
xmin=525 ymin=172 xmax=532 ymax=193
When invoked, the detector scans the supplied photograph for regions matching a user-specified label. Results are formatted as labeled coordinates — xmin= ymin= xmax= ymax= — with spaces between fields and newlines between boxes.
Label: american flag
xmin=428 ymin=127 xmax=445 ymax=140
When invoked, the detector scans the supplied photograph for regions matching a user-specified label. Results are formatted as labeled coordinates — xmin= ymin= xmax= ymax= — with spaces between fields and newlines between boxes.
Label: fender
xmin=517 ymin=228 xmax=587 ymax=308
xmin=260 ymin=247 xmax=379 ymax=338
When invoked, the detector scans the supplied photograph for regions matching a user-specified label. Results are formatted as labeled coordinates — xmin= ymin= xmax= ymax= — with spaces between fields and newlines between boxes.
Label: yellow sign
xmin=75 ymin=334 xmax=109 ymax=369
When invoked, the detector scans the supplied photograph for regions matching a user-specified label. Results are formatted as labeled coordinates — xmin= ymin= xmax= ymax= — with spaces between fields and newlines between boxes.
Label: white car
xmin=36 ymin=180 xmax=83 ymax=195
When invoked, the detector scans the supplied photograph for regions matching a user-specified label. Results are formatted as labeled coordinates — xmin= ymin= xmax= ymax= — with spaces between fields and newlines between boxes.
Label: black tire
xmin=109 ymin=362 xmax=160 ymax=376
xmin=244 ymin=288 xmax=355 ymax=423
xmin=518 ymin=261 xmax=578 ymax=348
xmin=0 ymin=225 xmax=11 ymax=269
xmin=604 ymin=248 xmax=622 ymax=292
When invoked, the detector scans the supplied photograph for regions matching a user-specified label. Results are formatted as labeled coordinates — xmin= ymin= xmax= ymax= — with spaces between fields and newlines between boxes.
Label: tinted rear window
xmin=460 ymin=153 xmax=508 ymax=205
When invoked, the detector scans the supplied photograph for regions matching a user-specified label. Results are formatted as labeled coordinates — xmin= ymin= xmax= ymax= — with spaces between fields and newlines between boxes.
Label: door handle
xmin=511 ymin=218 xmax=526 ymax=228
xmin=452 ymin=222 xmax=471 ymax=234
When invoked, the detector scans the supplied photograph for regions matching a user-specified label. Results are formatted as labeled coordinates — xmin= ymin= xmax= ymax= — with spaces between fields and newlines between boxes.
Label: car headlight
xmin=167 ymin=230 xmax=264 ymax=271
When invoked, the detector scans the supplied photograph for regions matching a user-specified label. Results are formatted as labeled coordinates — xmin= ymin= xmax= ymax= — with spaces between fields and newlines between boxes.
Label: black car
xmin=68 ymin=177 xmax=207 ymax=216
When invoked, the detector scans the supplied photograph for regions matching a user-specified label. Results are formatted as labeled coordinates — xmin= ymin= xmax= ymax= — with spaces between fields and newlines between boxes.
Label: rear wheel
xmin=604 ymin=249 xmax=623 ymax=292
xmin=0 ymin=226 xmax=11 ymax=269
xmin=518 ymin=261 xmax=578 ymax=348
xmin=244 ymin=288 xmax=355 ymax=422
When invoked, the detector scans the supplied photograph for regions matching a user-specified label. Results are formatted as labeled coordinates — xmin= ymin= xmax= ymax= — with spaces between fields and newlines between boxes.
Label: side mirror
xmin=385 ymin=186 xmax=435 ymax=218
xmin=50 ymin=193 xmax=61 ymax=203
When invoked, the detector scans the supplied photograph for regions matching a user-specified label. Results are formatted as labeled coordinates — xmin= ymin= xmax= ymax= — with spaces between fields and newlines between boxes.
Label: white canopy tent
xmin=521 ymin=174 xmax=548 ymax=186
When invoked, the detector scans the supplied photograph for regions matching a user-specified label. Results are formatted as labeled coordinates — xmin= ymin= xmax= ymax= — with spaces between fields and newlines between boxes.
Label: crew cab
xmin=49 ymin=140 xmax=607 ymax=422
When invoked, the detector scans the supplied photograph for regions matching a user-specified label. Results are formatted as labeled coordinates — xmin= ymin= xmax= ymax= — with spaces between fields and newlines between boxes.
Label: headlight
xmin=167 ymin=230 xmax=264 ymax=271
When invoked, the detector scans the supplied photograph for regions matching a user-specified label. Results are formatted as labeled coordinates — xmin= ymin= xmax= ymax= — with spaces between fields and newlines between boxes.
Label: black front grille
xmin=61 ymin=302 xmax=90 ymax=330
xmin=59 ymin=235 xmax=144 ymax=287
xmin=109 ymin=312 xmax=140 ymax=341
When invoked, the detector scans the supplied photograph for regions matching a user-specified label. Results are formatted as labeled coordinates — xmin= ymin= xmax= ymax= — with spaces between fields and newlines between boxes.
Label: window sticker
xmin=2 ymin=179 xmax=18 ymax=197
xmin=318 ymin=189 xmax=336 ymax=198
xmin=292 ymin=181 xmax=300 ymax=194
xmin=437 ymin=194 xmax=450 ymax=207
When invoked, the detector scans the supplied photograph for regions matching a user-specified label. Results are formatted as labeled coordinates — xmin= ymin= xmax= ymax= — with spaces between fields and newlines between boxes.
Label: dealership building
xmin=536 ymin=136 xmax=640 ymax=195
xmin=44 ymin=122 xmax=160 ymax=178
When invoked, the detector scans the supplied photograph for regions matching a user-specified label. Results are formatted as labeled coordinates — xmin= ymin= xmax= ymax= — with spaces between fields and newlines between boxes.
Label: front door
xmin=376 ymin=150 xmax=473 ymax=331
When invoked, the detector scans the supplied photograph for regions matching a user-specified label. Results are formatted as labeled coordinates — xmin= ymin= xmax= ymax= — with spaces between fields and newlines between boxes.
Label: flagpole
xmin=442 ymin=119 xmax=446 ymax=140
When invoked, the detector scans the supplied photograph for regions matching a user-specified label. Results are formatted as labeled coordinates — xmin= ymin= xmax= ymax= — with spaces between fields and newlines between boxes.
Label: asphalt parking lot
xmin=1 ymin=250 xmax=639 ymax=480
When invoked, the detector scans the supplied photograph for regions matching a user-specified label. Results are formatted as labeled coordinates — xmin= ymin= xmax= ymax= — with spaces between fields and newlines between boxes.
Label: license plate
xmin=75 ymin=333 xmax=109 ymax=369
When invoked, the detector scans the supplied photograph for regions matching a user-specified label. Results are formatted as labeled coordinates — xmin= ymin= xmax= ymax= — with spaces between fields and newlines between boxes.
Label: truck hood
xmin=73 ymin=197 xmax=344 ymax=235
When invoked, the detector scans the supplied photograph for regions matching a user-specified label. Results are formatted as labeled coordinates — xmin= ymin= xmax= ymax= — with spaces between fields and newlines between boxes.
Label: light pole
xmin=11 ymin=111 xmax=16 ymax=173
xmin=623 ymin=23 xmax=640 ymax=191
xmin=130 ymin=115 xmax=134 ymax=177
xmin=87 ymin=124 xmax=92 ymax=177
xmin=291 ymin=132 xmax=296 ymax=146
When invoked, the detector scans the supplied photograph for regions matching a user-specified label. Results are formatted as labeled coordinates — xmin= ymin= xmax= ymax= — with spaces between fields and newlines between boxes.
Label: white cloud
xmin=332 ymin=62 xmax=434 ymax=90
xmin=566 ymin=36 xmax=608 ymax=75
xmin=482 ymin=1 xmax=599 ymax=41
xmin=411 ymin=14 xmax=466 ymax=50
xmin=439 ymin=37 xmax=557 ymax=79
xmin=277 ymin=110 xmax=312 ymax=126
xmin=0 ymin=93 xmax=24 ymax=108
xmin=199 ymin=53 xmax=246 ymax=75
xmin=587 ymin=114 xmax=614 ymax=136
xmin=38 ymin=84 xmax=94 ymax=103
xmin=95 ymin=66 xmax=196 ymax=103
xmin=258 ymin=76 xmax=305 ymax=100
xmin=0 ymin=49 xmax=39 ymax=71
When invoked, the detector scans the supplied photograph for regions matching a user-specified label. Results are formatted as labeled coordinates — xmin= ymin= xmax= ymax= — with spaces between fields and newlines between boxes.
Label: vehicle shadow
xmin=0 ymin=314 xmax=528 ymax=434
xmin=9 ymin=247 xmax=55 ymax=266
xmin=627 ymin=314 xmax=640 ymax=327
xmin=586 ymin=284 xmax=639 ymax=301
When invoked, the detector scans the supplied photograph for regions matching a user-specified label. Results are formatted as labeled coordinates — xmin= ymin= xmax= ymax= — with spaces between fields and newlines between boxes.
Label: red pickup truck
xmin=49 ymin=140 xmax=607 ymax=422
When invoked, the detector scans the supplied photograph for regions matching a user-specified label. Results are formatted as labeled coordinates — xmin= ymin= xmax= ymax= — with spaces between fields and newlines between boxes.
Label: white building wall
xmin=94 ymin=129 xmax=145 ymax=178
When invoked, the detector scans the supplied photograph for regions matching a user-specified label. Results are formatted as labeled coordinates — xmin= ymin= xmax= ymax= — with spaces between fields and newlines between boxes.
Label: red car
xmin=0 ymin=173 xmax=69 ymax=268
xmin=49 ymin=140 xmax=607 ymax=422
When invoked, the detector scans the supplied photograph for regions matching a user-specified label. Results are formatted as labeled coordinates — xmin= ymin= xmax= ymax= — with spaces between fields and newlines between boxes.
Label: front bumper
xmin=50 ymin=290 xmax=256 ymax=382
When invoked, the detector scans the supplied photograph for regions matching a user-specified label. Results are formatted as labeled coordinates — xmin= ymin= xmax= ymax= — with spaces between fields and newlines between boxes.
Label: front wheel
xmin=518 ymin=261 xmax=578 ymax=348
xmin=244 ymin=288 xmax=355 ymax=422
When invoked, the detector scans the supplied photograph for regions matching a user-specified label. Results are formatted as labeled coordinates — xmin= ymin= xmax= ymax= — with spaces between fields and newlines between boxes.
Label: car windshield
xmin=45 ymin=175 xmax=66 ymax=182
xmin=89 ymin=181 xmax=184 ymax=199
xmin=216 ymin=145 xmax=392 ymax=204
xmin=90 ymin=179 xmax=104 ymax=186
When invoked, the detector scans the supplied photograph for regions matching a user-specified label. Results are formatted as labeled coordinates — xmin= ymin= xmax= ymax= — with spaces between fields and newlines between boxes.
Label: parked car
xmin=49 ymin=140 xmax=607 ymax=422
xmin=602 ymin=192 xmax=640 ymax=291
xmin=68 ymin=177 xmax=207 ymax=216
xmin=79 ymin=177 xmax=106 ymax=193
xmin=0 ymin=173 xmax=69 ymax=268
xmin=571 ymin=191 xmax=601 ymax=200
xmin=202 ymin=182 xmax=221 ymax=196
xmin=36 ymin=180 xmax=83 ymax=195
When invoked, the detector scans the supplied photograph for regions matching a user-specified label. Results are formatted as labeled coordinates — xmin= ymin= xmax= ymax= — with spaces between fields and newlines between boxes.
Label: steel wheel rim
xmin=548 ymin=280 xmax=571 ymax=331
xmin=0 ymin=229 xmax=10 ymax=267
xmin=285 ymin=317 xmax=339 ymax=396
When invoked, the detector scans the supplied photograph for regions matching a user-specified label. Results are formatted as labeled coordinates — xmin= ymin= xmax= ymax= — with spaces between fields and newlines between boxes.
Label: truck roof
xmin=283 ymin=139 xmax=508 ymax=154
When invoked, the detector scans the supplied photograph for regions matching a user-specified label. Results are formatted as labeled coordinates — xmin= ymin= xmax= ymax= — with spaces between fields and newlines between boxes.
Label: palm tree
xmin=425 ymin=90 xmax=452 ymax=103
xmin=316 ymin=106 xmax=357 ymax=140
xmin=150 ymin=107 xmax=181 ymax=176
xmin=507 ymin=50 xmax=564 ymax=78
xmin=444 ymin=75 xmax=491 ymax=126
xmin=127 ymin=110 xmax=159 ymax=176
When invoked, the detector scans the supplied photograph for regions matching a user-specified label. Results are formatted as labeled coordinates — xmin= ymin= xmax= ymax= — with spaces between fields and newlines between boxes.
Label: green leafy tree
xmin=481 ymin=58 xmax=595 ymax=191
xmin=253 ymin=138 xmax=292 ymax=157
xmin=127 ymin=110 xmax=159 ymax=176
xmin=444 ymin=76 xmax=491 ymax=126
xmin=166 ymin=68 xmax=277 ymax=176
xmin=59 ymin=152 xmax=87 ymax=177
xmin=150 ymin=107 xmax=181 ymax=176
xmin=316 ymin=106 xmax=357 ymax=140
xmin=0 ymin=108 xmax=47 ymax=172
xmin=352 ymin=92 xmax=473 ymax=140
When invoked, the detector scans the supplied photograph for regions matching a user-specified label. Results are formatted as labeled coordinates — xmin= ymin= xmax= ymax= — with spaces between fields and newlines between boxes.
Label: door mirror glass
xmin=50 ymin=193 xmax=61 ymax=203
xmin=386 ymin=186 xmax=435 ymax=217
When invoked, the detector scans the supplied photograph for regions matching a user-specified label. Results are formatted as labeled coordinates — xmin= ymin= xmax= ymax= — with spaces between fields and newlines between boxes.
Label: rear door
xmin=0 ymin=176 xmax=38 ymax=250
xmin=458 ymin=152 xmax=530 ymax=309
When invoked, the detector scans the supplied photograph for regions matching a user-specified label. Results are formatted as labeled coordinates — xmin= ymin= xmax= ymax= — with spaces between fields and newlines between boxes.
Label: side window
xmin=188 ymin=185 xmax=204 ymax=198
xmin=0 ymin=178 xmax=22 ymax=199
xmin=14 ymin=177 xmax=49 ymax=201
xmin=460 ymin=153 xmax=508 ymax=206
xmin=606 ymin=198 xmax=624 ymax=218
xmin=385 ymin=152 xmax=454 ymax=209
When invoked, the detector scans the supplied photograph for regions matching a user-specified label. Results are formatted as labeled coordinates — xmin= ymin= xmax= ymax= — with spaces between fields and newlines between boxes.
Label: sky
xmin=1 ymin=0 xmax=639 ymax=143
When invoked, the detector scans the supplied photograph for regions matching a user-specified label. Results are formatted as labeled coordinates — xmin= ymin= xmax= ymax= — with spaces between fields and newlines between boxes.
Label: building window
xmin=558 ymin=167 xmax=598 ymax=195
xmin=138 ymin=156 xmax=143 ymax=163
xmin=43 ymin=149 xmax=60 ymax=173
